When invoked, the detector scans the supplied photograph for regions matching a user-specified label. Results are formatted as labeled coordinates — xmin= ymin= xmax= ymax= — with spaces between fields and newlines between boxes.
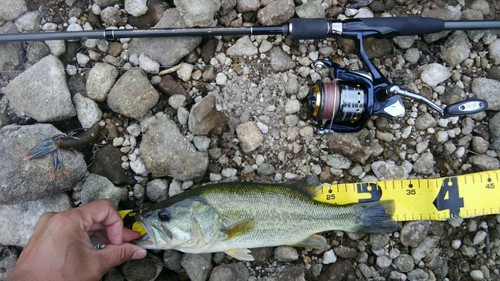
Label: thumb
xmin=98 ymin=243 xmax=147 ymax=268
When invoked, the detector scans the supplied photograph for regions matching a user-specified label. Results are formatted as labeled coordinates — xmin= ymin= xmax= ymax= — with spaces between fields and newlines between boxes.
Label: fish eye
xmin=157 ymin=209 xmax=170 ymax=222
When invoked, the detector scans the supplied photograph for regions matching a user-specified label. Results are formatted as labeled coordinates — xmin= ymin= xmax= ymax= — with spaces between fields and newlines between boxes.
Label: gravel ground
xmin=0 ymin=0 xmax=500 ymax=280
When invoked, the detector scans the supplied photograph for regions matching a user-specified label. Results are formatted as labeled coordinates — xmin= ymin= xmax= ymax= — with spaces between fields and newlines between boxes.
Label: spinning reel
xmin=307 ymin=34 xmax=487 ymax=133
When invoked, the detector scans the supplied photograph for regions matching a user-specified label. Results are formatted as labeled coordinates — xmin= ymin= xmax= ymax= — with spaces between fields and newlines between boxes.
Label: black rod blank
xmin=0 ymin=17 xmax=498 ymax=42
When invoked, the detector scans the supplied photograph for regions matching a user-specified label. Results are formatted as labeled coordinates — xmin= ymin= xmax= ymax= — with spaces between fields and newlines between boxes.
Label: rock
xmin=370 ymin=233 xmax=390 ymax=251
xmin=94 ymin=0 xmax=122 ymax=6
xmin=86 ymin=62 xmax=119 ymax=102
xmin=321 ymin=154 xmax=352 ymax=169
xmin=4 ymin=55 xmax=76 ymax=122
xmin=327 ymin=129 xmax=383 ymax=164
xmin=408 ymin=269 xmax=430 ymax=281
xmin=100 ymin=6 xmax=122 ymax=27
xmin=236 ymin=121 xmax=264 ymax=153
xmin=121 ymin=255 xmax=163 ymax=281
xmin=125 ymin=0 xmax=148 ymax=17
xmin=159 ymin=75 xmax=189 ymax=97
xmin=0 ymin=98 xmax=8 ymax=128
xmin=15 ymin=11 xmax=41 ymax=33
xmin=0 ymin=124 xmax=87 ymax=204
xmin=139 ymin=53 xmax=160 ymax=74
xmin=284 ymin=99 xmax=301 ymax=114
xmin=440 ymin=31 xmax=471 ymax=67
xmin=420 ymin=63 xmax=451 ymax=88
xmin=376 ymin=255 xmax=392 ymax=269
xmin=365 ymin=38 xmax=393 ymax=58
xmin=168 ymin=95 xmax=187 ymax=110
xmin=413 ymin=152 xmax=435 ymax=175
xmin=318 ymin=260 xmax=355 ymax=281
xmin=257 ymin=0 xmax=295 ymax=25
xmin=128 ymin=9 xmax=202 ymax=66
xmin=257 ymin=163 xmax=275 ymax=175
xmin=0 ymin=246 xmax=18 ymax=280
xmin=163 ymin=250 xmax=183 ymax=271
xmin=415 ymin=112 xmax=437 ymax=130
xmin=274 ymin=246 xmax=299 ymax=262
xmin=400 ymin=221 xmax=430 ymax=247
xmin=91 ymin=145 xmax=136 ymax=185
xmin=473 ymin=230 xmax=487 ymax=245
xmin=490 ymin=112 xmax=500 ymax=153
xmin=181 ymin=253 xmax=213 ymax=281
xmin=269 ymin=46 xmax=295 ymax=72
xmin=333 ymin=246 xmax=357 ymax=259
xmin=0 ymin=21 xmax=24 ymax=71
xmin=276 ymin=265 xmax=307 ymax=281
xmin=0 ymin=0 xmax=27 ymax=24
xmin=81 ymin=173 xmax=125 ymax=208
xmin=226 ymin=36 xmax=258 ymax=57
xmin=176 ymin=63 xmax=193 ymax=82
xmin=188 ymin=94 xmax=227 ymax=135
xmin=236 ymin=0 xmax=260 ymax=12
xmin=141 ymin=115 xmax=208 ymax=180
xmin=174 ymin=0 xmax=220 ymax=27
xmin=393 ymin=36 xmax=417 ymax=49
xmin=322 ymin=249 xmax=337 ymax=264
xmin=394 ymin=254 xmax=415 ymax=273
xmin=470 ymin=269 xmax=484 ymax=281
xmin=489 ymin=40 xmax=500 ymax=65
xmin=0 ymin=193 xmax=72 ymax=246
xmin=209 ymin=262 xmax=250 ymax=281
xmin=107 ymin=68 xmax=159 ymax=119
xmin=73 ymin=93 xmax=103 ymax=129
xmin=469 ymin=155 xmax=500 ymax=170
xmin=472 ymin=78 xmax=500 ymax=110
xmin=296 ymin=0 xmax=326 ymax=18
xmin=471 ymin=136 xmax=489 ymax=154
xmin=371 ymin=160 xmax=410 ymax=180
xmin=130 ymin=156 xmax=149 ymax=177
xmin=146 ymin=179 xmax=168 ymax=202
xmin=26 ymin=42 xmax=50 ymax=65
xmin=411 ymin=236 xmax=440 ymax=263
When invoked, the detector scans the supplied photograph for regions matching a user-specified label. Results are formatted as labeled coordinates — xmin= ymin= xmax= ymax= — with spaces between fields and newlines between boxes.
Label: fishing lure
xmin=23 ymin=122 xmax=101 ymax=171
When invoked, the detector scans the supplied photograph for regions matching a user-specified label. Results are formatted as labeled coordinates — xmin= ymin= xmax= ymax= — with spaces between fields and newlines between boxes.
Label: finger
xmin=76 ymin=199 xmax=124 ymax=245
xmin=97 ymin=243 xmax=147 ymax=269
xmin=123 ymin=228 xmax=142 ymax=242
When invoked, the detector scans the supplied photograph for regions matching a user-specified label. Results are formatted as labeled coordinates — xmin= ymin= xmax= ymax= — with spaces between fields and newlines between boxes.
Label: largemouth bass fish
xmin=136 ymin=176 xmax=397 ymax=261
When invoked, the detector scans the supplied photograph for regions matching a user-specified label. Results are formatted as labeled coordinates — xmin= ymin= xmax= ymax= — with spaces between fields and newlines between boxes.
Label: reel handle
xmin=444 ymin=99 xmax=488 ymax=116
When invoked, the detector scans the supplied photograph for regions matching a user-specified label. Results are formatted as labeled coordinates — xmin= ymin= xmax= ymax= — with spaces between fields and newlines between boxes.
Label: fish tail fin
xmin=353 ymin=200 xmax=398 ymax=233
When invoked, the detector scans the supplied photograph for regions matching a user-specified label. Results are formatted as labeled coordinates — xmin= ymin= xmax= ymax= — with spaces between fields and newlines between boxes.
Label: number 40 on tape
xmin=314 ymin=170 xmax=500 ymax=221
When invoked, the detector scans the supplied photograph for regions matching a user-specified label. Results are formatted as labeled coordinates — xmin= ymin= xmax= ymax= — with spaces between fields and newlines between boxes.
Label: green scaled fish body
xmin=136 ymin=176 xmax=397 ymax=261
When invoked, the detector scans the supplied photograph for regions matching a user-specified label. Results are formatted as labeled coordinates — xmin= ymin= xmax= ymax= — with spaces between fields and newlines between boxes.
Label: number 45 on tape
xmin=314 ymin=170 xmax=500 ymax=221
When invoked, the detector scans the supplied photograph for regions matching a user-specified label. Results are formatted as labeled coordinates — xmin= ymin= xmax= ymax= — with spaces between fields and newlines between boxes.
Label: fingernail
xmin=131 ymin=249 xmax=147 ymax=260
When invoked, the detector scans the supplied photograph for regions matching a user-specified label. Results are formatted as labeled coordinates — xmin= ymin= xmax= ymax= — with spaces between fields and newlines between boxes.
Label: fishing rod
xmin=2 ymin=16 xmax=498 ymax=133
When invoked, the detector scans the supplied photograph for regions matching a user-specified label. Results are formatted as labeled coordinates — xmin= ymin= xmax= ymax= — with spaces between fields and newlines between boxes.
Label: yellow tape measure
xmin=313 ymin=169 xmax=500 ymax=221
xmin=119 ymin=170 xmax=500 ymax=233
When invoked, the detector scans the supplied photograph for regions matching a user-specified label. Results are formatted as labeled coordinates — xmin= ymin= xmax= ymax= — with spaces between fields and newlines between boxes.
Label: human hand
xmin=8 ymin=199 xmax=147 ymax=281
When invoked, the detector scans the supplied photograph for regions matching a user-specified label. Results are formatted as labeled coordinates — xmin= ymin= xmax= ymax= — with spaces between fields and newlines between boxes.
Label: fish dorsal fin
xmin=291 ymin=234 xmax=328 ymax=249
xmin=225 ymin=219 xmax=255 ymax=240
xmin=286 ymin=174 xmax=322 ymax=199
xmin=225 ymin=248 xmax=254 ymax=261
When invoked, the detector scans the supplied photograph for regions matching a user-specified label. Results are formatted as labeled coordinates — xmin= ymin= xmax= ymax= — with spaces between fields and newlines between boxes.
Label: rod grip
xmin=345 ymin=17 xmax=445 ymax=36
xmin=289 ymin=18 xmax=330 ymax=40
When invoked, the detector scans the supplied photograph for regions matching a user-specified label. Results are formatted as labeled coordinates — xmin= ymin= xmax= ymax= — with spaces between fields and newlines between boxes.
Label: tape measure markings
xmin=313 ymin=170 xmax=500 ymax=221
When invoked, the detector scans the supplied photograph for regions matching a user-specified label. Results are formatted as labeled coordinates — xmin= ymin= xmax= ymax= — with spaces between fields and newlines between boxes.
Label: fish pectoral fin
xmin=291 ymin=234 xmax=327 ymax=249
xmin=225 ymin=248 xmax=254 ymax=261
xmin=225 ymin=219 xmax=255 ymax=240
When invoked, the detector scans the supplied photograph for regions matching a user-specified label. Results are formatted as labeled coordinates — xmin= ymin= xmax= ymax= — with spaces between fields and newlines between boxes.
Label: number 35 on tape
xmin=314 ymin=170 xmax=500 ymax=221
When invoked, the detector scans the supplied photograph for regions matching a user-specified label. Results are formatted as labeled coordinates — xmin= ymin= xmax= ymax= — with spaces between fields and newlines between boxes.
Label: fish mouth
xmin=135 ymin=216 xmax=159 ymax=248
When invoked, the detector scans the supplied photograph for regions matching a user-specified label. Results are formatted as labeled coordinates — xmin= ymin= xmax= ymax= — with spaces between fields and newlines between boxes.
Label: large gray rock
xmin=0 ymin=193 xmax=72 ymax=246
xmin=419 ymin=63 xmax=451 ymax=88
xmin=73 ymin=93 xmax=102 ymax=129
xmin=188 ymin=94 xmax=227 ymax=135
xmin=80 ymin=173 xmax=126 ymax=208
xmin=86 ymin=62 xmax=119 ymax=102
xmin=181 ymin=253 xmax=213 ymax=281
xmin=141 ymin=115 xmax=208 ymax=180
xmin=226 ymin=36 xmax=258 ymax=57
xmin=173 ymin=0 xmax=220 ymax=27
xmin=107 ymin=68 xmax=159 ymax=120
xmin=128 ymin=9 xmax=202 ymax=66
xmin=296 ymin=0 xmax=326 ymax=18
xmin=371 ymin=160 xmax=410 ymax=180
xmin=472 ymin=78 xmax=500 ymax=110
xmin=209 ymin=262 xmax=250 ymax=281
xmin=413 ymin=152 xmax=435 ymax=175
xmin=326 ymin=129 xmax=383 ymax=164
xmin=269 ymin=46 xmax=295 ymax=72
xmin=4 ymin=55 xmax=76 ymax=122
xmin=489 ymin=39 xmax=500 ymax=65
xmin=0 ymin=246 xmax=18 ymax=280
xmin=440 ymin=31 xmax=471 ymax=68
xmin=490 ymin=112 xmax=500 ymax=153
xmin=0 ymin=0 xmax=27 ymax=24
xmin=257 ymin=0 xmax=295 ymax=25
xmin=0 ymin=22 xmax=24 ymax=71
xmin=0 ymin=124 xmax=87 ymax=204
